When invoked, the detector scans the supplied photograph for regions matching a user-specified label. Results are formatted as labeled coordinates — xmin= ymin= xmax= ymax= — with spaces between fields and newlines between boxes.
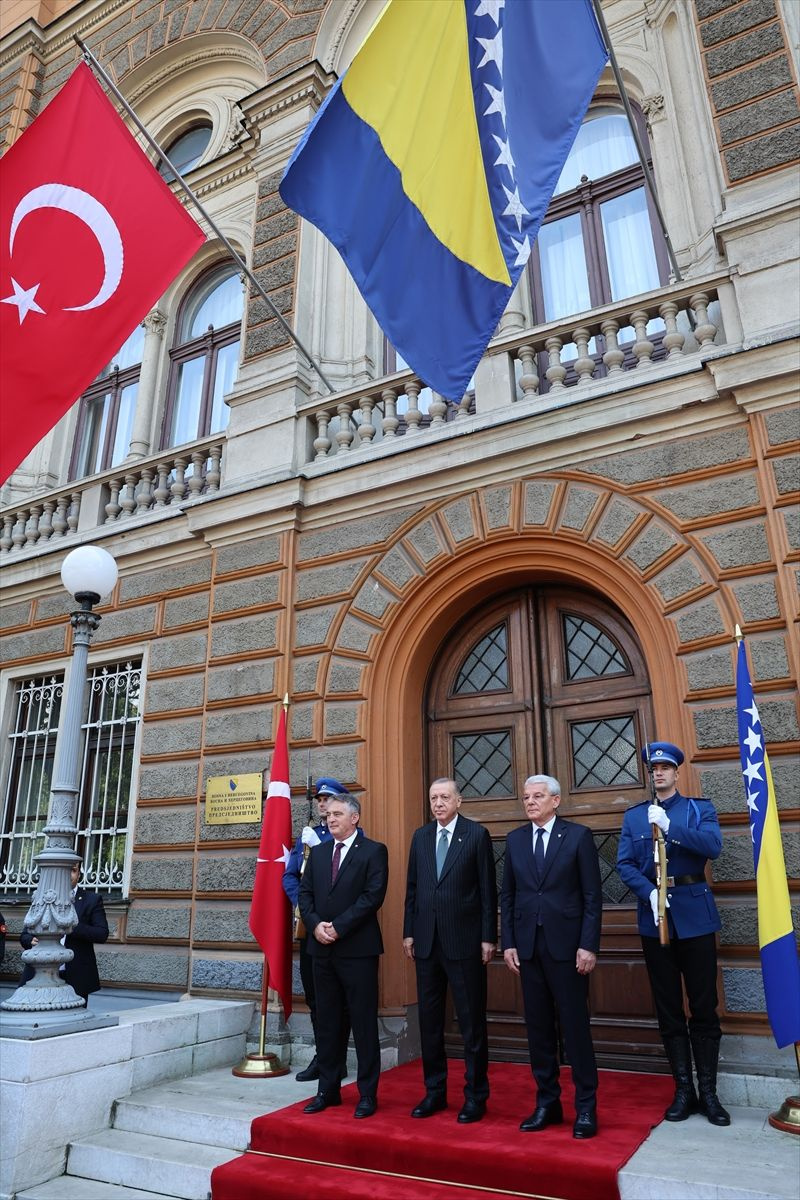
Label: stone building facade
xmin=0 ymin=0 xmax=797 ymax=1075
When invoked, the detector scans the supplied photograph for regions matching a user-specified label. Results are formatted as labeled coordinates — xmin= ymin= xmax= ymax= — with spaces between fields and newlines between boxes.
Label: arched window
xmin=529 ymin=104 xmax=669 ymax=324
xmin=162 ymin=265 xmax=243 ymax=449
xmin=158 ymin=123 xmax=213 ymax=183
xmin=70 ymin=323 xmax=145 ymax=479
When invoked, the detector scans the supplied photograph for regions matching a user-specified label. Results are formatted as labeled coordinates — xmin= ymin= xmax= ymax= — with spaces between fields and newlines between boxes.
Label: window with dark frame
xmin=69 ymin=323 xmax=145 ymax=480
xmin=162 ymin=264 xmax=243 ymax=450
xmin=157 ymin=122 xmax=213 ymax=183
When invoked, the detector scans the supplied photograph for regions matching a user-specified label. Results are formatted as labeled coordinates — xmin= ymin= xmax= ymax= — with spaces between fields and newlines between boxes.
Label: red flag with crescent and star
xmin=0 ymin=63 xmax=205 ymax=482
xmin=249 ymin=705 xmax=293 ymax=1019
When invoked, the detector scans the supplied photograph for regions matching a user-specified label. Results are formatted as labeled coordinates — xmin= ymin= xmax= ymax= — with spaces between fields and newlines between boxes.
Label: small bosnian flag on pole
xmin=249 ymin=704 xmax=293 ymax=1019
xmin=735 ymin=631 xmax=800 ymax=1048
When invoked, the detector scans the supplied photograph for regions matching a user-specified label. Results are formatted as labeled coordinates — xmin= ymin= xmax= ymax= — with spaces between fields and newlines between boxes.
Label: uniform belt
xmin=665 ymin=874 xmax=705 ymax=887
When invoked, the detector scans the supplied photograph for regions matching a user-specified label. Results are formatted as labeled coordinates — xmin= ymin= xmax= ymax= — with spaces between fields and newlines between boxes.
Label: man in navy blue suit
xmin=501 ymin=774 xmax=601 ymax=1139
xmin=403 ymin=778 xmax=496 ymax=1124
xmin=617 ymin=741 xmax=729 ymax=1127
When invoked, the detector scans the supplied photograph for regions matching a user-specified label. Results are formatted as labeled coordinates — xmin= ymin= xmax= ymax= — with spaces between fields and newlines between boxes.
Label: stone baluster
xmin=457 ymin=390 xmax=474 ymax=418
xmin=429 ymin=391 xmax=448 ymax=428
xmin=335 ymin=403 xmax=355 ymax=453
xmin=127 ymin=310 xmax=167 ymax=459
xmin=39 ymin=500 xmax=55 ymax=543
xmin=313 ymin=410 xmax=332 ymax=459
xmin=689 ymin=293 xmax=717 ymax=345
xmin=544 ymin=337 xmax=566 ymax=391
xmin=120 ymin=472 xmax=138 ymax=517
xmin=358 ymin=395 xmax=377 ymax=445
xmin=381 ymin=387 xmax=399 ymax=438
xmin=188 ymin=452 xmax=206 ymax=497
xmin=170 ymin=458 xmax=188 ymax=502
xmin=572 ymin=328 xmax=595 ymax=385
xmin=25 ymin=505 xmax=42 ymax=547
xmin=659 ymin=300 xmax=685 ymax=358
xmin=105 ymin=480 xmax=122 ymax=523
xmin=206 ymin=445 xmax=222 ymax=491
xmin=630 ymin=310 xmax=654 ymax=367
xmin=52 ymin=496 xmax=69 ymax=537
xmin=1 ymin=513 xmax=15 ymax=552
xmin=153 ymin=463 xmax=171 ymax=507
xmin=67 ymin=494 xmax=80 ymax=534
xmin=136 ymin=467 xmax=155 ymax=512
xmin=11 ymin=512 xmax=26 ymax=551
xmin=517 ymin=344 xmax=539 ymax=401
xmin=404 ymin=380 xmax=423 ymax=434
xmin=600 ymin=319 xmax=625 ymax=375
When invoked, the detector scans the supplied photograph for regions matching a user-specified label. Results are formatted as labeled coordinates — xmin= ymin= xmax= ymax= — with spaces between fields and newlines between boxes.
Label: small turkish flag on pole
xmin=0 ymin=63 xmax=205 ymax=482
xmin=249 ymin=703 xmax=293 ymax=1020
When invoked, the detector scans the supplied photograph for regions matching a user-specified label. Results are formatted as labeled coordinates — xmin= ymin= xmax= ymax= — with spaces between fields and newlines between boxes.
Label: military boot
xmin=663 ymin=1036 xmax=698 ymax=1121
xmin=691 ymin=1035 xmax=731 ymax=1126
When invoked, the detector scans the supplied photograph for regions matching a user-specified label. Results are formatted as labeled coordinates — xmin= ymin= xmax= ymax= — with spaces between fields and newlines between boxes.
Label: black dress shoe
xmin=295 ymin=1056 xmax=320 ymax=1082
xmin=354 ymin=1096 xmax=377 ymax=1119
xmin=573 ymin=1110 xmax=597 ymax=1139
xmin=303 ymin=1092 xmax=342 ymax=1114
xmin=457 ymin=1099 xmax=486 ymax=1124
xmin=519 ymin=1101 xmax=563 ymax=1132
xmin=411 ymin=1094 xmax=447 ymax=1118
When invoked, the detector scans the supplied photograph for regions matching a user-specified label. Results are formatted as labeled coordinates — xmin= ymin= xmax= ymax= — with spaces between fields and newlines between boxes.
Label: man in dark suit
xmin=403 ymin=777 xmax=496 ymax=1123
xmin=298 ymin=793 xmax=388 ymax=1119
xmin=21 ymin=861 xmax=109 ymax=1003
xmin=501 ymin=775 xmax=602 ymax=1139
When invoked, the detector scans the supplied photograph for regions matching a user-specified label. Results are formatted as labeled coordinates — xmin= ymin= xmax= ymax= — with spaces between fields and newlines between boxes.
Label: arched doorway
xmin=426 ymin=586 xmax=664 ymax=1069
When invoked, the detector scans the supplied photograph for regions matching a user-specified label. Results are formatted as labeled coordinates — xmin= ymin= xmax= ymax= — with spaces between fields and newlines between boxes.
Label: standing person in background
xmin=403 ymin=778 xmax=496 ymax=1123
xmin=21 ymin=860 xmax=109 ymax=1004
xmin=283 ymin=776 xmax=352 ymax=1083
xmin=501 ymin=775 xmax=602 ymax=1139
xmin=617 ymin=742 xmax=729 ymax=1126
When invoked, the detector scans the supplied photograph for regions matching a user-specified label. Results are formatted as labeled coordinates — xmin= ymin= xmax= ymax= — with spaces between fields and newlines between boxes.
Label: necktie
xmin=331 ymin=841 xmax=343 ymax=883
xmin=436 ymin=829 xmax=449 ymax=879
xmin=534 ymin=827 xmax=545 ymax=874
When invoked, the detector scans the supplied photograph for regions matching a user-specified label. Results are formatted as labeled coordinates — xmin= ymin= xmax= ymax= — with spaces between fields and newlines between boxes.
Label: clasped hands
xmin=314 ymin=921 xmax=339 ymax=944
xmin=503 ymin=946 xmax=596 ymax=976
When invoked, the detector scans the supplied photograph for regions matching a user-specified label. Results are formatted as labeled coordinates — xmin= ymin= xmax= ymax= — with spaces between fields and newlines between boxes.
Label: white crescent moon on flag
xmin=9 ymin=183 xmax=124 ymax=311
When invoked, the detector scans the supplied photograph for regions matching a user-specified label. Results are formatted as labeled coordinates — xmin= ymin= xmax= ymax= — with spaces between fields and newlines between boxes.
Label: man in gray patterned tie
xmin=403 ymin=778 xmax=497 ymax=1124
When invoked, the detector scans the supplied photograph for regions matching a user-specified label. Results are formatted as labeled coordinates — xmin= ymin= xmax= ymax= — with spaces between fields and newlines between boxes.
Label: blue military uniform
xmin=617 ymin=742 xmax=730 ymax=1127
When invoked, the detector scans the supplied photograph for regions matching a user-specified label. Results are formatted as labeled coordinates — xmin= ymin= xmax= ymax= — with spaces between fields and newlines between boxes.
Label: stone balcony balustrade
xmin=0 ymin=272 xmax=737 ymax=558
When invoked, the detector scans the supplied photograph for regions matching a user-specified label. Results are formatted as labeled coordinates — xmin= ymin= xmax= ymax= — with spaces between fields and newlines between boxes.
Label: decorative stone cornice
xmin=641 ymin=94 xmax=666 ymax=127
xmin=238 ymin=60 xmax=336 ymax=137
xmin=0 ymin=0 xmax=127 ymax=71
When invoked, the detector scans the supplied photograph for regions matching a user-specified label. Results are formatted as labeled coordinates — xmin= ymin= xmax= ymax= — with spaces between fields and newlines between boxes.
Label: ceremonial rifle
xmin=643 ymin=735 xmax=670 ymax=947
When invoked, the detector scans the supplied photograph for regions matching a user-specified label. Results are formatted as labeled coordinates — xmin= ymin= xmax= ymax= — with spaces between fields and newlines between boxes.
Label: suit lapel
xmin=539 ymin=816 xmax=566 ymax=885
xmin=438 ymin=814 xmax=466 ymax=881
xmin=330 ymin=837 xmax=359 ymax=890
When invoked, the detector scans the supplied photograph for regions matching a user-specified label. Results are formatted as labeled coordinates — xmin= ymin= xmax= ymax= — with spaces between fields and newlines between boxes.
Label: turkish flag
xmin=0 ymin=64 xmax=205 ymax=481
xmin=249 ymin=707 xmax=293 ymax=1019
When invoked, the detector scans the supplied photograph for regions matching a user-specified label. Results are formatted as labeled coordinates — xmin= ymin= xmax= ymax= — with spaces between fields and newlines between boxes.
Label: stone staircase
xmin=13 ymin=1052 xmax=322 ymax=1200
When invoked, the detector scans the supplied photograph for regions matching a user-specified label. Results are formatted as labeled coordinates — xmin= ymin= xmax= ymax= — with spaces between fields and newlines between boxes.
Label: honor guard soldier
xmin=617 ymin=742 xmax=730 ymax=1126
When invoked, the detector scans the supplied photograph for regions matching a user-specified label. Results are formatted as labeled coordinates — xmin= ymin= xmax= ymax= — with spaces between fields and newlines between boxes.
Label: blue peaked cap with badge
xmin=315 ymin=777 xmax=346 ymax=796
xmin=642 ymin=742 xmax=684 ymax=768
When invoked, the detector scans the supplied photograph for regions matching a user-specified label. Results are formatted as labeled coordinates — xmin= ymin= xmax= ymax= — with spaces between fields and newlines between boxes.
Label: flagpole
xmin=73 ymin=35 xmax=336 ymax=396
xmin=589 ymin=0 xmax=683 ymax=283
xmin=232 ymin=956 xmax=288 ymax=1077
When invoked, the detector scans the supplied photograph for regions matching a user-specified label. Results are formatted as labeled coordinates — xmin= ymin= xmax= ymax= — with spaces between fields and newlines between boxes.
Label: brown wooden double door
xmin=426 ymin=586 xmax=666 ymax=1070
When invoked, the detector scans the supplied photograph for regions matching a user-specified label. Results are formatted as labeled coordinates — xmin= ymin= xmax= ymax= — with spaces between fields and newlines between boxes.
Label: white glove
xmin=301 ymin=826 xmax=321 ymax=848
xmin=649 ymin=887 xmax=670 ymax=927
xmin=648 ymin=804 xmax=670 ymax=834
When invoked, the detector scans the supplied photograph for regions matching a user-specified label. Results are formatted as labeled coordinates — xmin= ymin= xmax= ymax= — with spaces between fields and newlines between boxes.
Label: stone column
xmin=126 ymin=309 xmax=167 ymax=460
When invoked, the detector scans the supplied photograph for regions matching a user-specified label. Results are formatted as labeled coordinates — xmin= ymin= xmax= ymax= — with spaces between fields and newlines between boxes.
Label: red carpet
xmin=212 ymin=1060 xmax=673 ymax=1200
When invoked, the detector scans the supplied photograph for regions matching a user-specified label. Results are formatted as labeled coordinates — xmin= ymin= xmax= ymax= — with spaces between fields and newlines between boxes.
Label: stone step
xmin=66 ymin=1128 xmax=237 ymax=1200
xmin=17 ymin=1176 xmax=170 ymax=1200
xmin=113 ymin=1093 xmax=252 ymax=1150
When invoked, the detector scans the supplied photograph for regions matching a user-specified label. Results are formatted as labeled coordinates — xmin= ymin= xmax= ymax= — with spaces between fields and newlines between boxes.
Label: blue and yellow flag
xmin=736 ymin=637 xmax=800 ymax=1048
xmin=280 ymin=0 xmax=608 ymax=399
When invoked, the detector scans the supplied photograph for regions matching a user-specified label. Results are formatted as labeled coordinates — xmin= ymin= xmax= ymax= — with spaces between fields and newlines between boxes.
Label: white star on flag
xmin=483 ymin=81 xmax=507 ymax=123
xmin=2 ymin=277 xmax=45 ymax=323
xmin=476 ymin=30 xmax=503 ymax=74
xmin=502 ymin=182 xmax=529 ymax=230
xmin=511 ymin=234 xmax=531 ymax=267
xmin=744 ymin=700 xmax=760 ymax=724
xmin=743 ymin=726 xmax=762 ymax=755
xmin=746 ymin=789 xmax=760 ymax=814
xmin=475 ymin=0 xmax=505 ymax=26
xmin=493 ymin=133 xmax=515 ymax=173
xmin=742 ymin=759 xmax=763 ymax=785
xmin=274 ymin=844 xmax=291 ymax=867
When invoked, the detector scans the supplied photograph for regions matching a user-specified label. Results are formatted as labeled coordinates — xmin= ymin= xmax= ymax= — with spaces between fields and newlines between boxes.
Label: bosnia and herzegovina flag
xmin=280 ymin=0 xmax=608 ymax=399
xmin=736 ymin=636 xmax=800 ymax=1048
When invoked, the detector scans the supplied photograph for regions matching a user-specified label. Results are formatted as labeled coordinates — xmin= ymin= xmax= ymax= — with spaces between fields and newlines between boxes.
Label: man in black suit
xmin=501 ymin=775 xmax=602 ymax=1139
xmin=403 ymin=778 xmax=496 ymax=1123
xmin=298 ymin=793 xmax=388 ymax=1120
xmin=21 ymin=861 xmax=109 ymax=1003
